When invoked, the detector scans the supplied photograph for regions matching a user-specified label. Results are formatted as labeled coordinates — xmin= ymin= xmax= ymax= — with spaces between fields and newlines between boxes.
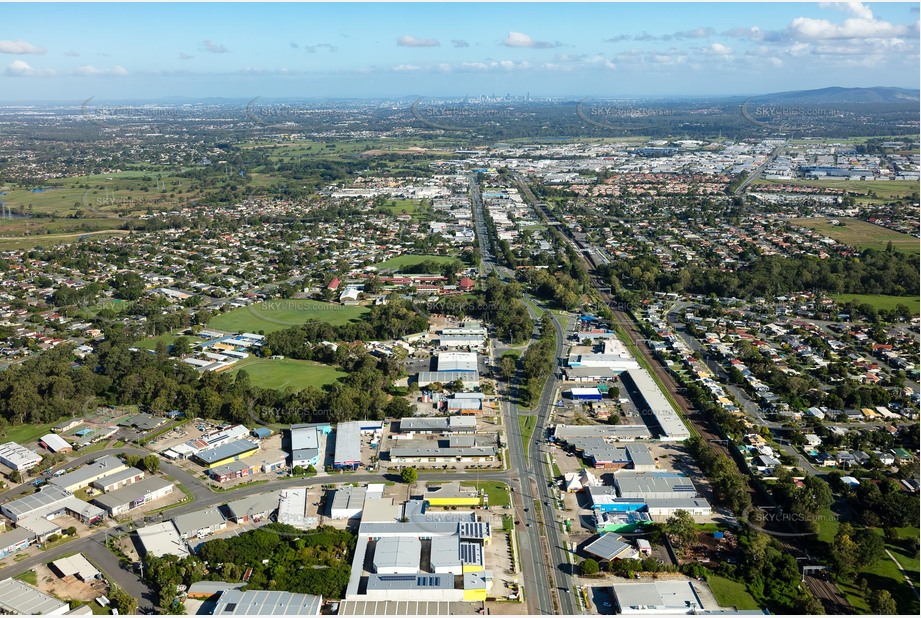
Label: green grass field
xmin=14 ymin=570 xmax=37 ymax=585
xmin=0 ymin=230 xmax=129 ymax=251
xmin=461 ymin=481 xmax=511 ymax=507
xmin=0 ymin=171 xmax=194 ymax=217
xmin=757 ymin=179 xmax=919 ymax=201
xmin=835 ymin=526 xmax=920 ymax=615
xmin=380 ymin=198 xmax=424 ymax=215
xmin=209 ymin=299 xmax=368 ymax=334
xmin=706 ymin=575 xmax=761 ymax=611
xmin=135 ymin=331 xmax=181 ymax=351
xmin=518 ymin=414 xmax=537 ymax=457
xmin=0 ymin=421 xmax=58 ymax=445
xmin=790 ymin=217 xmax=920 ymax=254
xmin=228 ymin=357 xmax=344 ymax=391
xmin=831 ymin=293 xmax=920 ymax=315
xmin=375 ymin=253 xmax=460 ymax=271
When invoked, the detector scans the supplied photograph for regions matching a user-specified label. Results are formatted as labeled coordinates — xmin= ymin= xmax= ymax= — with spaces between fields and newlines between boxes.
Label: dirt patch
xmin=33 ymin=563 xmax=108 ymax=603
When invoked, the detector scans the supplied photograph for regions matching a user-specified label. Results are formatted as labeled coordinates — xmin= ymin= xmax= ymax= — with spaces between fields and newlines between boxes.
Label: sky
xmin=1 ymin=1 xmax=919 ymax=101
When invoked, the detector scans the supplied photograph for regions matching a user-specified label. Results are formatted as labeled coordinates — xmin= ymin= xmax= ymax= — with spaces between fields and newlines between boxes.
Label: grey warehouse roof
xmin=211 ymin=589 xmax=322 ymax=615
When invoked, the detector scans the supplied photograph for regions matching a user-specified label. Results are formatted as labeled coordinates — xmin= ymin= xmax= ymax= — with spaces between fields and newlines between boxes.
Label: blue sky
xmin=1 ymin=1 xmax=918 ymax=100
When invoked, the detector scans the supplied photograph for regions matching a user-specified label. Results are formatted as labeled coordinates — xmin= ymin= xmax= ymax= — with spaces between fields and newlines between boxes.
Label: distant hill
xmin=742 ymin=86 xmax=919 ymax=104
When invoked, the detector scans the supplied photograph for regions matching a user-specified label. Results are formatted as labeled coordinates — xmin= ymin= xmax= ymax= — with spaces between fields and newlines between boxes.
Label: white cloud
xmin=675 ymin=27 xmax=715 ymax=39
xmin=706 ymin=43 xmax=734 ymax=56
xmin=451 ymin=39 xmax=470 ymax=48
xmin=304 ymin=43 xmax=338 ymax=53
xmin=200 ymin=40 xmax=230 ymax=54
xmin=397 ymin=35 xmax=439 ymax=47
xmin=4 ymin=59 xmax=54 ymax=76
xmin=393 ymin=64 xmax=422 ymax=72
xmin=818 ymin=1 xmax=874 ymax=20
xmin=179 ymin=52 xmax=194 ymax=60
xmin=0 ymin=40 xmax=47 ymax=54
xmin=73 ymin=64 xmax=128 ymax=77
xmin=64 ymin=50 xmax=80 ymax=57
xmin=502 ymin=31 xmax=560 ymax=49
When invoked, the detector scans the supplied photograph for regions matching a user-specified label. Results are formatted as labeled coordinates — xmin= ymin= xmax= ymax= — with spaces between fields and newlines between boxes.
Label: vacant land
xmin=209 ymin=299 xmax=368 ymax=333
xmin=228 ymin=357 xmax=344 ymax=391
xmin=461 ymin=481 xmax=511 ymax=507
xmin=706 ymin=575 xmax=761 ymax=611
xmin=376 ymin=253 xmax=459 ymax=271
xmin=0 ymin=421 xmax=59 ymax=445
xmin=790 ymin=217 xmax=919 ymax=254
xmin=0 ymin=171 xmax=194 ymax=217
xmin=831 ymin=293 xmax=920 ymax=314
xmin=757 ymin=179 xmax=918 ymax=201
xmin=0 ymin=230 xmax=129 ymax=251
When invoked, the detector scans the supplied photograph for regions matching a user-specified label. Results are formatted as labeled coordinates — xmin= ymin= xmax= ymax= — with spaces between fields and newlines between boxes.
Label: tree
xmin=831 ymin=523 xmax=860 ymax=579
xmin=869 ymin=589 xmax=897 ymax=615
xmin=171 ymin=336 xmax=192 ymax=357
xmin=401 ymin=467 xmax=418 ymax=485
xmin=580 ymin=558 xmax=600 ymax=576
xmin=143 ymin=454 xmax=160 ymax=474
xmin=110 ymin=584 xmax=138 ymax=615
xmin=663 ymin=510 xmax=697 ymax=555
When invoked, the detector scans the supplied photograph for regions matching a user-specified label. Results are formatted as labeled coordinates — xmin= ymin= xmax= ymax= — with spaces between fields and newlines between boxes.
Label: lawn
xmin=228 ymin=357 xmax=345 ymax=391
xmin=14 ymin=570 xmax=37 ymax=585
xmin=460 ymin=481 xmax=511 ymax=507
xmin=134 ymin=331 xmax=180 ymax=350
xmin=380 ymin=198 xmax=425 ymax=215
xmin=0 ymin=421 xmax=58 ymax=445
xmin=706 ymin=575 xmax=761 ymax=611
xmin=830 ymin=293 xmax=920 ymax=315
xmin=375 ymin=253 xmax=460 ymax=271
xmin=790 ymin=217 xmax=920 ymax=254
xmin=209 ymin=299 xmax=368 ymax=333
xmin=518 ymin=414 xmax=537 ymax=457
xmin=836 ymin=526 xmax=920 ymax=615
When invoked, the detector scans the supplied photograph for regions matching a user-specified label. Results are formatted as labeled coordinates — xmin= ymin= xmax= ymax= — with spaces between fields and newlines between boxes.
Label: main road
xmin=471 ymin=172 xmax=577 ymax=614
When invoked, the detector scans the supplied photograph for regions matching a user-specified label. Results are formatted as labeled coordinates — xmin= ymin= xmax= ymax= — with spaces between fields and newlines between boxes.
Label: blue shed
xmin=251 ymin=427 xmax=273 ymax=439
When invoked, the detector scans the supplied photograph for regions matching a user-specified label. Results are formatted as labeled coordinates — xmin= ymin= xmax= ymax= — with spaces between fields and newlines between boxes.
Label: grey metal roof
xmin=194 ymin=439 xmax=259 ymax=464
xmin=290 ymin=425 xmax=320 ymax=450
xmin=429 ymin=535 xmax=460 ymax=569
xmin=365 ymin=573 xmax=454 ymax=591
xmin=0 ymin=528 xmax=33 ymax=550
xmin=391 ymin=446 xmax=496 ymax=458
xmin=626 ymin=443 xmax=657 ymax=467
xmin=211 ymin=589 xmax=322 ymax=615
xmin=585 ymin=533 xmax=632 ymax=560
xmin=211 ymin=460 xmax=258 ymax=477
xmin=225 ymin=491 xmax=280 ymax=520
xmin=50 ymin=455 xmax=126 ymax=490
xmin=373 ymin=536 xmax=421 ymax=572
xmin=333 ymin=422 xmax=362 ymax=466
xmin=329 ymin=485 xmax=366 ymax=513
xmin=92 ymin=476 xmax=174 ymax=510
xmin=92 ymin=467 xmax=143 ymax=489
xmin=554 ymin=424 xmax=652 ymax=440
xmin=0 ymin=577 xmax=69 ymax=615
xmin=614 ymin=473 xmax=697 ymax=497
xmin=1 ymin=485 xmax=71 ymax=520
xmin=417 ymin=371 xmax=480 ymax=385
xmin=623 ymin=368 xmax=691 ymax=440
xmin=172 ymin=508 xmax=225 ymax=536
